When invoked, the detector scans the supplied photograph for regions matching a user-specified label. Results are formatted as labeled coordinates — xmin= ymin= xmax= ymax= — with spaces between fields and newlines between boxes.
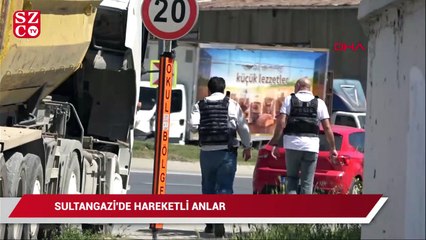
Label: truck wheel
xmin=110 ymin=173 xmax=124 ymax=194
xmin=104 ymin=153 xmax=124 ymax=194
xmin=22 ymin=154 xmax=44 ymax=239
xmin=61 ymin=152 xmax=81 ymax=194
xmin=349 ymin=177 xmax=363 ymax=194
xmin=5 ymin=152 xmax=26 ymax=240
xmin=59 ymin=152 xmax=82 ymax=234
xmin=0 ymin=155 xmax=6 ymax=240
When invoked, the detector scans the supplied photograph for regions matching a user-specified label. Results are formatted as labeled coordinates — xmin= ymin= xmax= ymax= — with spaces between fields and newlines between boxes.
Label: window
xmin=358 ymin=115 xmax=366 ymax=129
xmin=92 ymin=7 xmax=127 ymax=51
xmin=319 ymin=133 xmax=343 ymax=151
xmin=185 ymin=50 xmax=193 ymax=63
xmin=139 ymin=87 xmax=157 ymax=110
xmin=171 ymin=90 xmax=183 ymax=113
xmin=349 ymin=132 xmax=365 ymax=153
xmin=334 ymin=115 xmax=357 ymax=128
xmin=139 ymin=87 xmax=183 ymax=113
xmin=341 ymin=85 xmax=360 ymax=106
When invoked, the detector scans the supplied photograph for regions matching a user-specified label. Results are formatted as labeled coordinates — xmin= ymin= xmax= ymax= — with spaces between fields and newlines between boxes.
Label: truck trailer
xmin=138 ymin=41 xmax=368 ymax=145
xmin=0 ymin=0 xmax=142 ymax=239
xmin=139 ymin=41 xmax=331 ymax=145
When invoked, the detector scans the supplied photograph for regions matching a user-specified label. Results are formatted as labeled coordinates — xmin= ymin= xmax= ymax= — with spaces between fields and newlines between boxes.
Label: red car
xmin=253 ymin=125 xmax=365 ymax=194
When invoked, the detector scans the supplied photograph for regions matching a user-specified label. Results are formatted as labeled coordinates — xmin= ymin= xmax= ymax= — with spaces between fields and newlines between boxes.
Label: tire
xmin=22 ymin=154 xmax=44 ymax=240
xmin=4 ymin=152 xmax=26 ymax=240
xmin=61 ymin=152 xmax=81 ymax=194
xmin=349 ymin=177 xmax=363 ymax=194
xmin=59 ymin=152 xmax=81 ymax=234
xmin=214 ymin=224 xmax=225 ymax=238
xmin=92 ymin=155 xmax=122 ymax=235
xmin=0 ymin=155 xmax=6 ymax=240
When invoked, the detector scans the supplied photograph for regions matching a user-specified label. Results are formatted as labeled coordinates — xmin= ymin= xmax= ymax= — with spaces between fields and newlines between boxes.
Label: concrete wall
xmin=192 ymin=8 xmax=368 ymax=90
xmin=358 ymin=0 xmax=425 ymax=239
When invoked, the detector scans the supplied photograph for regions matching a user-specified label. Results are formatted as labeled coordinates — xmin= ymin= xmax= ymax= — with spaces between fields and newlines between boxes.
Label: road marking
xmin=130 ymin=169 xmax=252 ymax=179
xmin=140 ymin=182 xmax=200 ymax=187
xmin=131 ymin=169 xmax=201 ymax=176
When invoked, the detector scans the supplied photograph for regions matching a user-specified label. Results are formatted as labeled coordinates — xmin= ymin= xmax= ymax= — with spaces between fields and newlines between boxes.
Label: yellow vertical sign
xmin=149 ymin=59 xmax=178 ymax=88
xmin=150 ymin=52 xmax=174 ymax=231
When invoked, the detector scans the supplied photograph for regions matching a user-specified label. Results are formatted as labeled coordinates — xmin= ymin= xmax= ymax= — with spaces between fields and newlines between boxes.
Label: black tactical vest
xmin=198 ymin=97 xmax=236 ymax=147
xmin=283 ymin=93 xmax=320 ymax=137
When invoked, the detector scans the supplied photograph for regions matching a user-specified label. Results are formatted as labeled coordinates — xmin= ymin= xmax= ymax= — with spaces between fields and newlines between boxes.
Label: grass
xmin=133 ymin=140 xmax=258 ymax=165
xmin=231 ymin=224 xmax=361 ymax=240
xmin=50 ymin=227 xmax=114 ymax=240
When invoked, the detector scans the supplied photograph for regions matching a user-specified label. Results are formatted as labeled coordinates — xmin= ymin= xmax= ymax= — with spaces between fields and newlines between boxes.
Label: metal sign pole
xmin=149 ymin=48 xmax=174 ymax=234
xmin=164 ymin=40 xmax=172 ymax=53
xmin=141 ymin=0 xmax=199 ymax=238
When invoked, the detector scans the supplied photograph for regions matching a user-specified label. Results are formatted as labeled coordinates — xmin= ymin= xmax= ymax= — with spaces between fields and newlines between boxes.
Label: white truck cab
xmin=330 ymin=79 xmax=367 ymax=129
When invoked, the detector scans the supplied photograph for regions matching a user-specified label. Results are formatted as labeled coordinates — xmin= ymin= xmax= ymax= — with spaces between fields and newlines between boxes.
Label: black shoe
xmin=214 ymin=224 xmax=225 ymax=238
xmin=204 ymin=224 xmax=213 ymax=233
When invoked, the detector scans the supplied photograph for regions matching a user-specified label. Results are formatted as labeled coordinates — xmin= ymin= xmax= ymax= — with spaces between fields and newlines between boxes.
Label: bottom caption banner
xmin=0 ymin=195 xmax=387 ymax=224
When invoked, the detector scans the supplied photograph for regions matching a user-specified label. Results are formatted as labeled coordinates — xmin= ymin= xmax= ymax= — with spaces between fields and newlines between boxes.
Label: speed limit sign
xmin=142 ymin=0 xmax=199 ymax=40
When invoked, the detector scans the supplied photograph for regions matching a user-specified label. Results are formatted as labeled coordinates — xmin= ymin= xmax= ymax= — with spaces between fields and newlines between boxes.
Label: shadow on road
xmin=114 ymin=224 xmax=252 ymax=239
xmin=135 ymin=227 xmax=232 ymax=239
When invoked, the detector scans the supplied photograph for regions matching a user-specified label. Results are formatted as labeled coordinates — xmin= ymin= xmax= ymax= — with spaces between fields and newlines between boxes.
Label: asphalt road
xmin=114 ymin=170 xmax=254 ymax=239
xmin=128 ymin=170 xmax=253 ymax=194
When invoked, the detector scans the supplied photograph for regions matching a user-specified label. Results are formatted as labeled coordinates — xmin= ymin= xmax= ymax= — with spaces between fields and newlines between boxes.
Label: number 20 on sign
xmin=142 ymin=0 xmax=199 ymax=40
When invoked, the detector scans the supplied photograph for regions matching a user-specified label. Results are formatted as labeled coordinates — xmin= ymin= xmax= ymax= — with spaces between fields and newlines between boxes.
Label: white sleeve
xmin=189 ymin=102 xmax=200 ymax=132
xmin=280 ymin=96 xmax=291 ymax=115
xmin=317 ymin=99 xmax=330 ymax=120
xmin=235 ymin=104 xmax=251 ymax=148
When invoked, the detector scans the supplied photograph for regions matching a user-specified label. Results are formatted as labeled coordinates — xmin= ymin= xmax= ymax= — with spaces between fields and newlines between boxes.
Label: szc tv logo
xmin=13 ymin=11 xmax=41 ymax=38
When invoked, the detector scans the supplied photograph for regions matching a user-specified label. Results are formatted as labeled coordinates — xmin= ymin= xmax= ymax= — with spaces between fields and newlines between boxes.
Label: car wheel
xmin=349 ymin=178 xmax=362 ymax=194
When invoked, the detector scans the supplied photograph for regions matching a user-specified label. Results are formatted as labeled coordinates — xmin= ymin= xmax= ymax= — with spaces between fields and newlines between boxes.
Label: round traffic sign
xmin=142 ymin=0 xmax=199 ymax=40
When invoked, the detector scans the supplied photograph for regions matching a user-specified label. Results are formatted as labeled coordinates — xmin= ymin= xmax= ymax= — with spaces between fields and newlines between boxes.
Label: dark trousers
xmin=200 ymin=149 xmax=237 ymax=194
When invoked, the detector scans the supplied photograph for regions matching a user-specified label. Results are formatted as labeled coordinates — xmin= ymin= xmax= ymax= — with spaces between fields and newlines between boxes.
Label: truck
xmin=330 ymin=78 xmax=367 ymax=129
xmin=136 ymin=42 xmax=367 ymax=144
xmin=138 ymin=41 xmax=331 ymax=146
xmin=0 ymin=0 xmax=142 ymax=239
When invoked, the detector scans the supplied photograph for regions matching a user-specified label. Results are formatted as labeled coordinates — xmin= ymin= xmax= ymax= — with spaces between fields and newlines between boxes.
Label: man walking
xmin=189 ymin=77 xmax=252 ymax=237
xmin=269 ymin=77 xmax=338 ymax=194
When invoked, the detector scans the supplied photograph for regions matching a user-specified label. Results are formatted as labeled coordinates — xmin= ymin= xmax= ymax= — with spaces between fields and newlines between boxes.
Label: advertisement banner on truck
xmin=196 ymin=46 xmax=329 ymax=138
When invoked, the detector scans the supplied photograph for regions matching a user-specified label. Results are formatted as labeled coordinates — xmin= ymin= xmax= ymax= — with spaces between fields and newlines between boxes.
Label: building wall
xmin=193 ymin=8 xmax=368 ymax=90
xmin=359 ymin=0 xmax=425 ymax=239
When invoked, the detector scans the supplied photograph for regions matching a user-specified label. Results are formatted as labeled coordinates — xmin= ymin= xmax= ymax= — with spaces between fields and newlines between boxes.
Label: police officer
xmin=189 ymin=76 xmax=252 ymax=237
xmin=270 ymin=77 xmax=338 ymax=194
